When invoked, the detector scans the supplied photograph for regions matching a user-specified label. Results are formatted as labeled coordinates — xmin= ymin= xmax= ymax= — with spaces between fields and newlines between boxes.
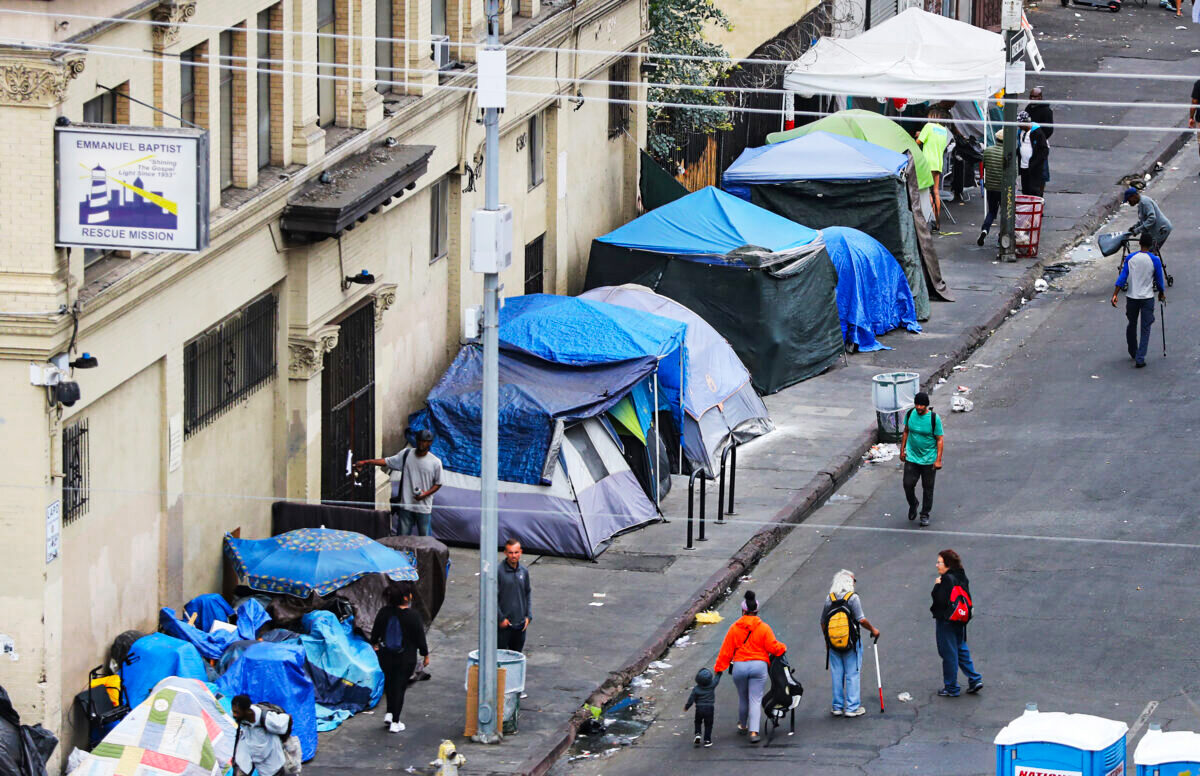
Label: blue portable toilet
xmin=995 ymin=704 xmax=1128 ymax=776
xmin=1134 ymin=724 xmax=1200 ymax=776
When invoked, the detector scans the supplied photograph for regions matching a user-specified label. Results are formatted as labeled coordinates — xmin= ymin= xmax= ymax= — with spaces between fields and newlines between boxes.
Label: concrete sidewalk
xmin=303 ymin=11 xmax=1195 ymax=773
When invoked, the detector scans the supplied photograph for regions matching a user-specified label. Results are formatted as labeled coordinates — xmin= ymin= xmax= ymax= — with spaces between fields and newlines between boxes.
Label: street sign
xmin=46 ymin=500 xmax=60 ymax=564
xmin=1002 ymin=0 xmax=1022 ymax=29
xmin=1006 ymin=62 xmax=1026 ymax=94
xmin=1007 ymin=32 xmax=1027 ymax=63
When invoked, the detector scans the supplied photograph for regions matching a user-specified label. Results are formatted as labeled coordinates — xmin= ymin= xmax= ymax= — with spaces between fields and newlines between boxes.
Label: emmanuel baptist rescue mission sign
xmin=55 ymin=124 xmax=209 ymax=253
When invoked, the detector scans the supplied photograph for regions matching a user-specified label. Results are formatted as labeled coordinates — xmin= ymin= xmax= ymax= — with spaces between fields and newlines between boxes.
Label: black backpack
xmin=760 ymin=654 xmax=803 ymax=745
xmin=905 ymin=407 xmax=937 ymax=432
xmin=382 ymin=610 xmax=405 ymax=652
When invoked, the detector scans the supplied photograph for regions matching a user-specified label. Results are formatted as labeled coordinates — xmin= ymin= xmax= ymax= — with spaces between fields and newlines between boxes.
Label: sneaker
xmin=831 ymin=708 xmax=844 ymax=717
xmin=704 ymin=740 xmax=713 ymax=748
xmin=908 ymin=504 xmax=918 ymax=522
xmin=748 ymin=732 xmax=761 ymax=744
xmin=520 ymin=692 xmax=528 ymax=699
xmin=977 ymin=229 xmax=987 ymax=247
xmin=967 ymin=680 xmax=984 ymax=694
xmin=736 ymin=726 xmax=748 ymax=736
xmin=694 ymin=735 xmax=702 ymax=747
xmin=1136 ymin=362 xmax=1146 ymax=369
xmin=920 ymin=514 xmax=930 ymax=527
xmin=389 ymin=721 xmax=405 ymax=733
xmin=383 ymin=713 xmax=393 ymax=725
xmin=845 ymin=707 xmax=867 ymax=717
xmin=937 ymin=689 xmax=961 ymax=698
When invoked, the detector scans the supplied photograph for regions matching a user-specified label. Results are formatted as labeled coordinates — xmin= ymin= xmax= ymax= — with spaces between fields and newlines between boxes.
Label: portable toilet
xmin=995 ymin=704 xmax=1129 ymax=776
xmin=1134 ymin=724 xmax=1200 ymax=776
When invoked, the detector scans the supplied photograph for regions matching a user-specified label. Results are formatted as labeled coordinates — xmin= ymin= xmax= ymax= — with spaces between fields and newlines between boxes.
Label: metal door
xmin=321 ymin=301 xmax=376 ymax=505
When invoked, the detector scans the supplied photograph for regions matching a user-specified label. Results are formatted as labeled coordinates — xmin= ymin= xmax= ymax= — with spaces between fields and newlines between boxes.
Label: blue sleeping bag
xmin=217 ymin=642 xmax=318 ymax=761
xmin=299 ymin=611 xmax=384 ymax=729
xmin=823 ymin=226 xmax=921 ymax=351
xmin=121 ymin=633 xmax=208 ymax=707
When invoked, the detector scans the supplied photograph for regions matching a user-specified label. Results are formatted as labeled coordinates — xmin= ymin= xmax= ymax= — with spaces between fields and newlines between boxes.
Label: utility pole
xmin=471 ymin=0 xmax=510 ymax=744
xmin=999 ymin=0 xmax=1024 ymax=263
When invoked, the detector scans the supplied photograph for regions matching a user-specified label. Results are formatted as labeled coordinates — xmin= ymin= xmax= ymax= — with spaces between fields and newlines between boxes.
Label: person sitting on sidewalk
xmin=1111 ymin=231 xmax=1166 ymax=369
xmin=821 ymin=570 xmax=880 ymax=719
xmin=900 ymin=392 xmax=943 ymax=527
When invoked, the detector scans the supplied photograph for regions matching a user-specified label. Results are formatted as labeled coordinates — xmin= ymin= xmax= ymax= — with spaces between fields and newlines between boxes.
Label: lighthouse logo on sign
xmin=80 ymin=166 xmax=178 ymax=230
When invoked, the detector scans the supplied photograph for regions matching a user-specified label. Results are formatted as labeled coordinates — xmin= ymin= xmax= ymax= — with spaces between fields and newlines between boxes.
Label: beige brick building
xmin=0 ymin=0 xmax=646 ymax=760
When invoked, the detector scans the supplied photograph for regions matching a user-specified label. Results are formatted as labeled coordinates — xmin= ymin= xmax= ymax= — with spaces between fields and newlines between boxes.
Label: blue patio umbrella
xmin=223 ymin=527 xmax=418 ymax=598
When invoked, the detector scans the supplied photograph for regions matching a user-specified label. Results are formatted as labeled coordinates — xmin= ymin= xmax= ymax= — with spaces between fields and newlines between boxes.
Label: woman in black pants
xmin=371 ymin=587 xmax=429 ymax=734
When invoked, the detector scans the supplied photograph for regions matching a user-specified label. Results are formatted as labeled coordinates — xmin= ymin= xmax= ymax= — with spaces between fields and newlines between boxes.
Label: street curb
xmin=518 ymin=129 xmax=1192 ymax=776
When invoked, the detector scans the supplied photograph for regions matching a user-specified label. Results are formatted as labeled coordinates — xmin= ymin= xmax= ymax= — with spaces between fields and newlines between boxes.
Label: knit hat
xmin=1017 ymin=110 xmax=1032 ymax=123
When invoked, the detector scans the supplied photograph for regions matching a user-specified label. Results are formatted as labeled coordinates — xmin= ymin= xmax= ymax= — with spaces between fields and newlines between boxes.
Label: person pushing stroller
xmin=1123 ymin=188 xmax=1173 ymax=287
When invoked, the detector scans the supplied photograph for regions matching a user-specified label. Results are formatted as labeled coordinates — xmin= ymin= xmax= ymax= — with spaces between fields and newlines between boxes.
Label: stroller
xmin=760 ymin=653 xmax=803 ymax=746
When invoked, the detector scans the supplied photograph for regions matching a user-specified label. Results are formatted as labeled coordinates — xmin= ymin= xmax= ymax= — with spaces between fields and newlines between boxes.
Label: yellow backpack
xmin=822 ymin=592 xmax=858 ymax=653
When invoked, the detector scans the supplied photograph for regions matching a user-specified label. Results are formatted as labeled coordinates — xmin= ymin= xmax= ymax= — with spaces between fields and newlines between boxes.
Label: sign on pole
xmin=46 ymin=500 xmax=61 ymax=564
xmin=55 ymin=125 xmax=209 ymax=253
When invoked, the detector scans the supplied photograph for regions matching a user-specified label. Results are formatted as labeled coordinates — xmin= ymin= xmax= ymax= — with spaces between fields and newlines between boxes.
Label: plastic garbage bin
xmin=1015 ymin=195 xmax=1045 ymax=259
xmin=995 ymin=704 xmax=1128 ymax=776
xmin=1134 ymin=724 xmax=1200 ymax=776
xmin=466 ymin=649 xmax=526 ymax=734
xmin=872 ymin=372 xmax=920 ymax=443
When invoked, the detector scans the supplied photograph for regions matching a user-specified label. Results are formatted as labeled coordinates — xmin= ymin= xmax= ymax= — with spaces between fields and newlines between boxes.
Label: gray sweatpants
xmin=731 ymin=660 xmax=768 ymax=733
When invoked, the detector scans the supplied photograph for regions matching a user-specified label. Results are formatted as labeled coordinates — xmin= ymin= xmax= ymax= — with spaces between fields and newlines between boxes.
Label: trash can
xmin=465 ymin=649 xmax=526 ymax=734
xmin=1134 ymin=724 xmax=1200 ymax=776
xmin=995 ymin=704 xmax=1128 ymax=776
xmin=872 ymin=372 xmax=920 ymax=443
xmin=1015 ymin=195 xmax=1045 ymax=259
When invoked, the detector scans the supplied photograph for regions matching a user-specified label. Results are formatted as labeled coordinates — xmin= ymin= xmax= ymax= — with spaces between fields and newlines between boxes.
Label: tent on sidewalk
xmin=408 ymin=344 xmax=662 ymax=559
xmin=579 ymin=284 xmax=773 ymax=475
xmin=68 ymin=678 xmax=234 ymax=776
xmin=216 ymin=642 xmax=317 ymax=761
xmin=585 ymin=187 xmax=843 ymax=394
xmin=120 ymin=634 xmax=209 ymax=709
xmin=764 ymin=113 xmax=951 ymax=304
xmin=298 ymin=611 xmax=383 ymax=731
xmin=822 ymin=227 xmax=921 ymax=351
xmin=723 ymin=131 xmax=932 ymax=320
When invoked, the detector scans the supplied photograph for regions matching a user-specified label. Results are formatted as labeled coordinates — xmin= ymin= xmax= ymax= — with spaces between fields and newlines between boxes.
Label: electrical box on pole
xmin=470 ymin=207 xmax=513 ymax=273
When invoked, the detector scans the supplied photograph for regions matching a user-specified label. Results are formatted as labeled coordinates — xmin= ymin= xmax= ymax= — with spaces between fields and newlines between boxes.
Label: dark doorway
xmin=321 ymin=301 xmax=376 ymax=505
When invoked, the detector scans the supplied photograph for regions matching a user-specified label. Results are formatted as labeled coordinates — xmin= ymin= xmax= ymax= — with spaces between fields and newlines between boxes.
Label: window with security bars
xmin=62 ymin=419 xmax=90 ymax=524
xmin=608 ymin=59 xmax=630 ymax=138
xmin=184 ymin=293 xmax=278 ymax=437
xmin=524 ymin=234 xmax=545 ymax=295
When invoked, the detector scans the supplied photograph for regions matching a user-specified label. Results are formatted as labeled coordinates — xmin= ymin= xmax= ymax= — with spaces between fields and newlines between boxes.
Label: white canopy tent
xmin=783 ymin=8 xmax=1006 ymax=102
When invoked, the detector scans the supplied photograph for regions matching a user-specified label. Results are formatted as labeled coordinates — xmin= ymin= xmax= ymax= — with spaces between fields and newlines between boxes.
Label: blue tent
xmin=823 ymin=227 xmax=921 ymax=351
xmin=722 ymin=132 xmax=909 ymax=200
xmin=120 ymin=633 xmax=208 ymax=708
xmin=217 ymin=642 xmax=318 ymax=761
xmin=596 ymin=186 xmax=819 ymax=257
xmin=298 ymin=611 xmax=383 ymax=730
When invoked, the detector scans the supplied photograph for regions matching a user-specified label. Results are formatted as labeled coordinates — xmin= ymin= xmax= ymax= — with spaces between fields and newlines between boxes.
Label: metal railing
xmin=685 ymin=468 xmax=711 ymax=550
xmin=718 ymin=440 xmax=738 ymax=523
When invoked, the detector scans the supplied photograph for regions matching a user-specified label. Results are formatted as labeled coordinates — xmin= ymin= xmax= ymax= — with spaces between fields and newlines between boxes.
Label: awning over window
xmin=281 ymin=142 xmax=435 ymax=241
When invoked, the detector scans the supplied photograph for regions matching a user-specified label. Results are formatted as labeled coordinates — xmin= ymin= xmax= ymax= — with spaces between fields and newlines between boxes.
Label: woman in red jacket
xmin=713 ymin=590 xmax=787 ymax=743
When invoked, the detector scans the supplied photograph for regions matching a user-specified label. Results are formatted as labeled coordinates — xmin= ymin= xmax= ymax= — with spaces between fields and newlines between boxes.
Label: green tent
xmin=766 ymin=109 xmax=934 ymax=190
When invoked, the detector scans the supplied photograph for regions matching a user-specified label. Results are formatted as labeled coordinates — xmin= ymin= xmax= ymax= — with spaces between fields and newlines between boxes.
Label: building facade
xmin=0 ymin=0 xmax=646 ymax=759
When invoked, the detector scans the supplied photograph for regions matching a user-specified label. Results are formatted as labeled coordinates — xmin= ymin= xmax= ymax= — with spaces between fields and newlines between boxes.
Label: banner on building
xmin=55 ymin=125 xmax=209 ymax=253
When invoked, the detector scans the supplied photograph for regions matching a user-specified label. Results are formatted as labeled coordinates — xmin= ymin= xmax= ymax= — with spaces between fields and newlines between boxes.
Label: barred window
xmin=63 ymin=419 xmax=90 ymax=524
xmin=608 ymin=59 xmax=630 ymax=138
xmin=524 ymin=233 xmax=545 ymax=295
xmin=184 ymin=293 xmax=278 ymax=437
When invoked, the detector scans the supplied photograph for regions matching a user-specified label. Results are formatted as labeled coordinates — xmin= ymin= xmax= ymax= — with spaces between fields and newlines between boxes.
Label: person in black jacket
xmin=684 ymin=667 xmax=721 ymax=747
xmin=1017 ymin=111 xmax=1049 ymax=198
xmin=370 ymin=587 xmax=429 ymax=733
xmin=930 ymin=550 xmax=982 ymax=697
xmin=1025 ymin=88 xmax=1054 ymax=140
xmin=498 ymin=538 xmax=533 ymax=653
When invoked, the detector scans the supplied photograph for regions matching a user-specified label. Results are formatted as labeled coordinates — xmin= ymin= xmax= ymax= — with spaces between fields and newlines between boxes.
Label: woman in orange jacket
xmin=713 ymin=590 xmax=787 ymax=743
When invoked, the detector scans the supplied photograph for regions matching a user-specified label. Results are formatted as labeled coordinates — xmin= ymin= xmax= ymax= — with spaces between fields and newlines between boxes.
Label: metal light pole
xmin=474 ymin=0 xmax=507 ymax=743
xmin=999 ymin=0 xmax=1024 ymax=263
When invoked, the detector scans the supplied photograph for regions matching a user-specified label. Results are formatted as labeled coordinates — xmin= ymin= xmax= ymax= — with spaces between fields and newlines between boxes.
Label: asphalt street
xmin=561 ymin=102 xmax=1200 ymax=776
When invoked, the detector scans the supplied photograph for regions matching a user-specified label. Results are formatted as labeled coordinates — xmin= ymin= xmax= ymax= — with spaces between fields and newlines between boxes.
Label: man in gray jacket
xmin=1124 ymin=188 xmax=1174 ymax=286
xmin=497 ymin=538 xmax=532 ymax=654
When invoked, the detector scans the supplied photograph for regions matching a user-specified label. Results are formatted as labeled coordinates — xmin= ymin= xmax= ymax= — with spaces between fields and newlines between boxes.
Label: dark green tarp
xmin=585 ymin=241 xmax=843 ymax=394
xmin=748 ymin=176 xmax=932 ymax=321
xmin=640 ymin=150 xmax=689 ymax=212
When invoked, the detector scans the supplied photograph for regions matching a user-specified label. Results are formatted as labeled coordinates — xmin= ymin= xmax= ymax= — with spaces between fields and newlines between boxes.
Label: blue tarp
xmin=823 ymin=226 xmax=921 ymax=351
xmin=183 ymin=594 xmax=234 ymax=633
xmin=299 ymin=612 xmax=383 ymax=731
xmin=159 ymin=607 xmax=235 ymax=661
xmin=595 ymin=186 xmax=819 ymax=256
xmin=121 ymin=633 xmax=208 ymax=708
xmin=723 ymin=131 xmax=909 ymax=200
xmin=235 ymin=598 xmax=271 ymax=641
xmin=223 ymin=528 xmax=419 ymax=598
xmin=217 ymin=642 xmax=318 ymax=762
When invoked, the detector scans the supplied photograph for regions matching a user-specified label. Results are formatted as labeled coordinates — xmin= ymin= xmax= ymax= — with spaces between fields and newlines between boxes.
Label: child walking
xmin=684 ymin=667 xmax=721 ymax=747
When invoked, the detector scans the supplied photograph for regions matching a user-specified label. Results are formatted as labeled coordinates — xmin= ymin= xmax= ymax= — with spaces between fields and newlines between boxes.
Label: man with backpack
xmin=370 ymin=587 xmax=430 ymax=733
xmin=930 ymin=549 xmax=982 ymax=697
xmin=820 ymin=570 xmax=880 ymax=718
xmin=899 ymin=392 xmax=943 ymax=527
xmin=231 ymin=694 xmax=301 ymax=776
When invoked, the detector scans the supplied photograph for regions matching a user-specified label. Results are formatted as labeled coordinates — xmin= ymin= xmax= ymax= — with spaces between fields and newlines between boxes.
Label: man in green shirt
xmin=917 ymin=110 xmax=952 ymax=231
xmin=899 ymin=391 xmax=943 ymax=527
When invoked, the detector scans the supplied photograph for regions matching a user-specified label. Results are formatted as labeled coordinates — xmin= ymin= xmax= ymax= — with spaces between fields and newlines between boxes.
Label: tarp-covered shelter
xmin=767 ymin=110 xmax=933 ymax=188
xmin=782 ymin=8 xmax=1005 ymax=104
xmin=120 ymin=634 xmax=208 ymax=709
xmin=585 ymin=187 xmax=843 ymax=394
xmin=822 ymin=227 xmax=921 ymax=351
xmin=579 ymin=284 xmax=773 ymax=474
xmin=216 ymin=642 xmax=317 ymax=761
xmin=723 ymin=132 xmax=933 ymax=320
xmin=68 ymin=678 xmax=233 ymax=776
xmin=298 ymin=610 xmax=383 ymax=725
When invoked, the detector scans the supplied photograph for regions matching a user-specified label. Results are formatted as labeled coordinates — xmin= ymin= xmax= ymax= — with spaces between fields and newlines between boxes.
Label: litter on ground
xmin=673 ymin=635 xmax=691 ymax=648
xmin=951 ymin=396 xmax=974 ymax=413
xmin=898 ymin=692 xmax=914 ymax=702
xmin=1034 ymin=278 xmax=1049 ymax=293
xmin=864 ymin=443 xmax=900 ymax=463
xmin=955 ymin=385 xmax=970 ymax=394
xmin=589 ymin=602 xmax=605 ymax=607
xmin=694 ymin=610 xmax=723 ymax=625
xmin=648 ymin=661 xmax=672 ymax=671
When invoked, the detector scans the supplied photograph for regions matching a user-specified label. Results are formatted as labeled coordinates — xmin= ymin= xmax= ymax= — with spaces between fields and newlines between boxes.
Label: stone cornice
xmin=0 ymin=52 xmax=85 ymax=107
xmin=150 ymin=0 xmax=197 ymax=49
xmin=288 ymin=324 xmax=340 ymax=380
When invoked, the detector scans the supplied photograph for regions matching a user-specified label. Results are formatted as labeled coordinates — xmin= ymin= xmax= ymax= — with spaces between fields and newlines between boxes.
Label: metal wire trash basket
xmin=872 ymin=372 xmax=920 ymax=443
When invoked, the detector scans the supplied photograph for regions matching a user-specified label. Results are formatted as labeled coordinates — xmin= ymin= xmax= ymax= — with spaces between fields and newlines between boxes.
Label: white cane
xmin=873 ymin=638 xmax=885 ymax=713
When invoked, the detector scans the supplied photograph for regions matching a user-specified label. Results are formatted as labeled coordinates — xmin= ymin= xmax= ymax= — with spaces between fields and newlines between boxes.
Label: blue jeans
xmin=829 ymin=640 xmax=863 ymax=712
xmin=935 ymin=619 xmax=981 ymax=694
xmin=1125 ymin=297 xmax=1156 ymax=365
xmin=731 ymin=660 xmax=768 ymax=733
xmin=392 ymin=507 xmax=432 ymax=536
